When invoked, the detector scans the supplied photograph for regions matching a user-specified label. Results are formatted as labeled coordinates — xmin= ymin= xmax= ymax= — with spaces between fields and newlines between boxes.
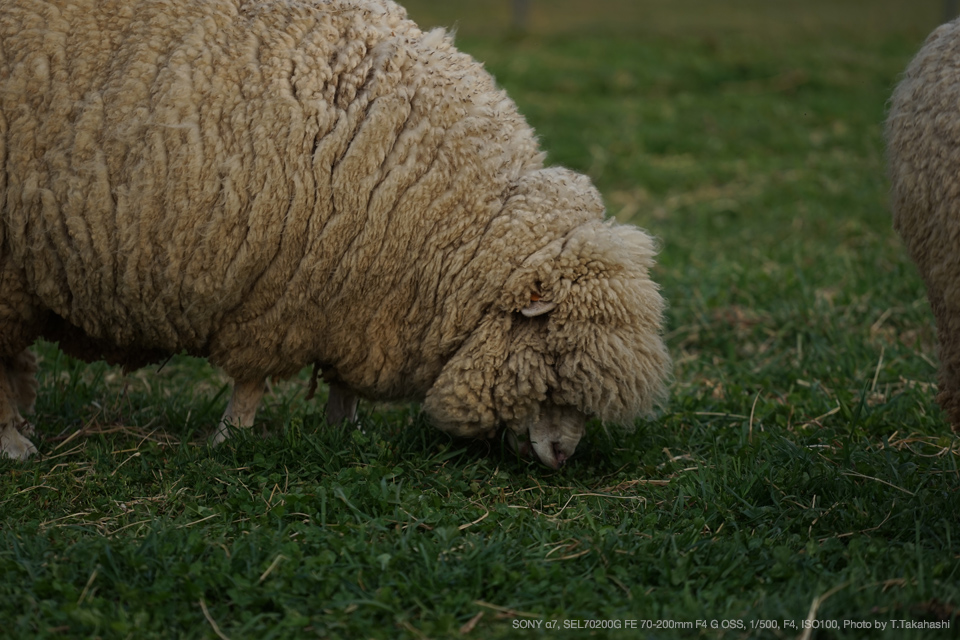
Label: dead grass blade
xmin=841 ymin=471 xmax=916 ymax=496
xmin=473 ymin=600 xmax=540 ymax=619
xmin=257 ymin=555 xmax=287 ymax=584
xmin=199 ymin=599 xmax=231 ymax=640
xmin=459 ymin=611 xmax=484 ymax=634
xmin=797 ymin=583 xmax=849 ymax=640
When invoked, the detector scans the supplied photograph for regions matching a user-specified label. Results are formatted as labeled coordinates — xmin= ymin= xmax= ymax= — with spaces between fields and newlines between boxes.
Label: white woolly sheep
xmin=0 ymin=0 xmax=670 ymax=467
xmin=888 ymin=18 xmax=960 ymax=431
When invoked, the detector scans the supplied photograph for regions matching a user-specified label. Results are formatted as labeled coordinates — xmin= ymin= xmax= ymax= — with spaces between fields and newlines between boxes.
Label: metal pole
xmin=512 ymin=0 xmax=530 ymax=32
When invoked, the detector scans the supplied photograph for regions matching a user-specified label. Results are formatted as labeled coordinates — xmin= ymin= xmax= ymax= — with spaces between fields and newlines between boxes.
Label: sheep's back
xmin=888 ymin=19 xmax=960 ymax=291
xmin=0 ymin=0 xmax=542 ymax=389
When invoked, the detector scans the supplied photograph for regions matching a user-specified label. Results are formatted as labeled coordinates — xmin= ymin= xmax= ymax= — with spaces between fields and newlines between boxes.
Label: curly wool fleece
xmin=888 ymin=18 xmax=960 ymax=431
xmin=0 ymin=0 xmax=670 ymax=467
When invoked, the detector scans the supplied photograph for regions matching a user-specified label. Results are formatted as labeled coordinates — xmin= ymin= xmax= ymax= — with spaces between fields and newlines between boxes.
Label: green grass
xmin=3 ymin=2 xmax=959 ymax=638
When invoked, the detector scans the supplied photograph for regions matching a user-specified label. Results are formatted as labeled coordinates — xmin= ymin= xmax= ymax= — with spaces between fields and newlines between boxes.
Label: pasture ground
xmin=2 ymin=1 xmax=958 ymax=638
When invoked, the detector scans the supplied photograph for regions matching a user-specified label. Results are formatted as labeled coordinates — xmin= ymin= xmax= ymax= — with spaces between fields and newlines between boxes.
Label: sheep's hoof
xmin=0 ymin=423 xmax=37 ymax=461
xmin=210 ymin=421 xmax=235 ymax=446
xmin=18 ymin=420 xmax=36 ymax=437
xmin=326 ymin=384 xmax=359 ymax=425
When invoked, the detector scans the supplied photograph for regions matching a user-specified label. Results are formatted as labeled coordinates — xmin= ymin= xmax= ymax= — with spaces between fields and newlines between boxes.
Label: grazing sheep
xmin=888 ymin=18 xmax=960 ymax=431
xmin=0 ymin=0 xmax=670 ymax=467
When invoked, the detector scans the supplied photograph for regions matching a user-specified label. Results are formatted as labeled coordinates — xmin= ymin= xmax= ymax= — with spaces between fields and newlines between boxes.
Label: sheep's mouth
xmin=505 ymin=408 xmax=586 ymax=469
xmin=506 ymin=430 xmax=571 ymax=469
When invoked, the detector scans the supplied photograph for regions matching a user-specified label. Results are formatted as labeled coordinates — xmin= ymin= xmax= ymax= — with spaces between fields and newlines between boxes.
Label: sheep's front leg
xmin=211 ymin=379 xmax=266 ymax=445
xmin=326 ymin=382 xmax=358 ymax=424
xmin=0 ymin=351 xmax=39 ymax=460
xmin=0 ymin=417 xmax=36 ymax=460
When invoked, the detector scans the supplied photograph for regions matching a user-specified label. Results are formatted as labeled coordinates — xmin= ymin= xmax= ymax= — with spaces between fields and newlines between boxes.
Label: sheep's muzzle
xmin=506 ymin=406 xmax=586 ymax=469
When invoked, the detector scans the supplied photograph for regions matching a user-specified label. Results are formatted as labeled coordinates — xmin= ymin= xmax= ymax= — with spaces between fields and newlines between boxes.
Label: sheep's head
xmin=423 ymin=169 xmax=670 ymax=468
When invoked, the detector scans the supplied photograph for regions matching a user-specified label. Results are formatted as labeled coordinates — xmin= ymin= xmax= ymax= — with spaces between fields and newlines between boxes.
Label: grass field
xmin=2 ymin=1 xmax=959 ymax=638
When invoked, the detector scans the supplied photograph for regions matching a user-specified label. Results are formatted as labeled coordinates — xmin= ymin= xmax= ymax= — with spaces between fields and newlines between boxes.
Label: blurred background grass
xmin=402 ymin=0 xmax=944 ymax=40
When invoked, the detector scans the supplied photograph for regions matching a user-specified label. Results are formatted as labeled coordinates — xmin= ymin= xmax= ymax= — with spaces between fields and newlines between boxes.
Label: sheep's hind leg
xmin=326 ymin=383 xmax=358 ymax=424
xmin=926 ymin=289 xmax=960 ymax=431
xmin=211 ymin=379 xmax=266 ymax=445
xmin=0 ymin=350 xmax=39 ymax=460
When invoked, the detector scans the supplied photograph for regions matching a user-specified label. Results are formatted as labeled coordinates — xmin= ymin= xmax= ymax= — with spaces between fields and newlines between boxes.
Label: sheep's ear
xmin=520 ymin=290 xmax=556 ymax=318
xmin=423 ymin=315 xmax=509 ymax=438
xmin=520 ymin=299 xmax=556 ymax=317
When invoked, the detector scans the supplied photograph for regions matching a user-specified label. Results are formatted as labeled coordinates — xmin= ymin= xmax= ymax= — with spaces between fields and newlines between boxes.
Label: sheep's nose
xmin=504 ymin=409 xmax=585 ymax=468
xmin=505 ymin=430 xmax=566 ymax=468
xmin=505 ymin=430 xmax=576 ymax=469
xmin=530 ymin=437 xmax=572 ymax=470
xmin=553 ymin=443 xmax=568 ymax=466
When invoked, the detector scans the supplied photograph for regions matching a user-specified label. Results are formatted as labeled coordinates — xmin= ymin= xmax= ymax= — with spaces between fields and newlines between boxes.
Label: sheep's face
xmin=423 ymin=207 xmax=670 ymax=469
xmin=421 ymin=308 xmax=590 ymax=468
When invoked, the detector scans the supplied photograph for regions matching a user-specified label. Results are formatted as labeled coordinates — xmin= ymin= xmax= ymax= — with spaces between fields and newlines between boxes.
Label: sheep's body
xmin=0 ymin=0 xmax=670 ymax=466
xmin=888 ymin=18 xmax=960 ymax=430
